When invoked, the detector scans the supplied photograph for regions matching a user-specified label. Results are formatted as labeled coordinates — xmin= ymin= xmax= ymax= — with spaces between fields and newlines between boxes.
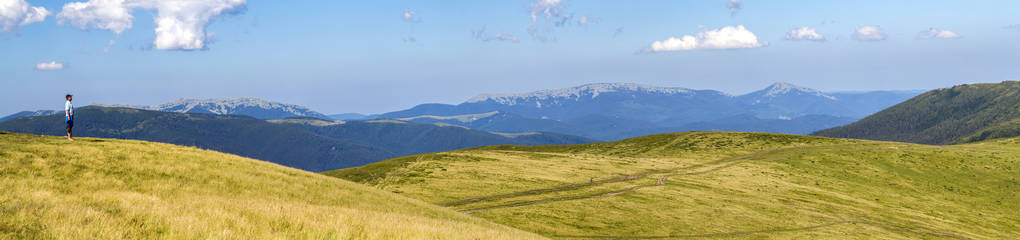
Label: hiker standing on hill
xmin=65 ymin=94 xmax=74 ymax=141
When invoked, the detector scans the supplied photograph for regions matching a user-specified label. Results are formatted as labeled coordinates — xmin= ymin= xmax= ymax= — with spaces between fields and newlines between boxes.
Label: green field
xmin=327 ymin=132 xmax=1020 ymax=239
xmin=0 ymin=132 xmax=543 ymax=239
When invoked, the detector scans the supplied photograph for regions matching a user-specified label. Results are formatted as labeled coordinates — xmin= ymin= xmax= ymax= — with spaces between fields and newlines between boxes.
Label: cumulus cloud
xmin=527 ymin=0 xmax=569 ymax=41
xmin=57 ymin=0 xmax=246 ymax=50
xmin=35 ymin=61 xmax=64 ymax=70
xmin=726 ymin=0 xmax=742 ymax=15
xmin=402 ymin=9 xmax=420 ymax=23
xmin=530 ymin=0 xmax=564 ymax=22
xmin=785 ymin=27 xmax=825 ymax=41
xmin=644 ymin=25 xmax=767 ymax=52
xmin=916 ymin=28 xmax=960 ymax=39
xmin=852 ymin=25 xmax=887 ymax=41
xmin=0 ymin=0 xmax=50 ymax=33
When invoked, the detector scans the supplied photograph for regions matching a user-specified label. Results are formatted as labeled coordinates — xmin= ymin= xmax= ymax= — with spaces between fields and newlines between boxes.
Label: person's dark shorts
xmin=66 ymin=120 xmax=73 ymax=130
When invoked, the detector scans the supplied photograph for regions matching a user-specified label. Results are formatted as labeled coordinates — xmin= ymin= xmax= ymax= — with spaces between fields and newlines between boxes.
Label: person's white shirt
xmin=65 ymin=101 xmax=73 ymax=117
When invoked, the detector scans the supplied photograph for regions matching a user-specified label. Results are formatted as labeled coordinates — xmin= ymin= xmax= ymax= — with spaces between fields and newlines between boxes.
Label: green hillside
xmin=326 ymin=132 xmax=1020 ymax=239
xmin=0 ymin=132 xmax=542 ymax=239
xmin=813 ymin=81 xmax=1020 ymax=144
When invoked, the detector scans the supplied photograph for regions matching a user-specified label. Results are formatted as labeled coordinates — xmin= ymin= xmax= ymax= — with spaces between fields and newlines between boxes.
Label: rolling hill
xmin=813 ymin=81 xmax=1020 ymax=144
xmin=0 ymin=132 xmax=542 ymax=239
xmin=0 ymin=106 xmax=593 ymax=171
xmin=326 ymin=132 xmax=1019 ymax=239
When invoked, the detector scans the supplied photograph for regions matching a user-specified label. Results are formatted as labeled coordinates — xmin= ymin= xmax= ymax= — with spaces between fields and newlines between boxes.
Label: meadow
xmin=0 ymin=132 xmax=543 ymax=239
xmin=328 ymin=132 xmax=1020 ymax=239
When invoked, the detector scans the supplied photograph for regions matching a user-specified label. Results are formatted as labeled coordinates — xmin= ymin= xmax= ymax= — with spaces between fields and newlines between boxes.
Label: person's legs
xmin=66 ymin=120 xmax=74 ymax=141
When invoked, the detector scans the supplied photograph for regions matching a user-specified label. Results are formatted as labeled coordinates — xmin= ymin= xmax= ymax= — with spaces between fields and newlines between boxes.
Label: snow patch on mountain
xmin=762 ymin=82 xmax=837 ymax=100
xmin=467 ymin=83 xmax=696 ymax=105
xmin=398 ymin=111 xmax=501 ymax=123
xmin=96 ymin=97 xmax=329 ymax=119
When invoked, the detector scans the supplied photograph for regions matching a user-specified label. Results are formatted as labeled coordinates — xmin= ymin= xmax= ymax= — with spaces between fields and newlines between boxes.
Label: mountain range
xmin=0 ymin=106 xmax=593 ymax=171
xmin=0 ymin=83 xmax=922 ymax=141
xmin=0 ymin=110 xmax=61 ymax=123
xmin=97 ymin=97 xmax=332 ymax=119
xmin=814 ymin=81 xmax=1020 ymax=144
xmin=378 ymin=82 xmax=922 ymax=140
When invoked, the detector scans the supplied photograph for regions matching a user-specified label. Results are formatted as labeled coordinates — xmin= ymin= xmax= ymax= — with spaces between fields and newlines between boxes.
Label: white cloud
xmin=402 ymin=9 xmax=420 ymax=23
xmin=485 ymin=33 xmax=518 ymax=43
xmin=57 ymin=0 xmax=246 ymax=50
xmin=472 ymin=25 xmax=519 ymax=43
xmin=530 ymin=0 xmax=564 ymax=22
xmin=103 ymin=39 xmax=115 ymax=52
xmin=0 ymin=0 xmax=50 ymax=33
xmin=916 ymin=28 xmax=960 ymax=39
xmin=527 ymin=0 xmax=569 ymax=41
xmin=726 ymin=0 xmax=742 ymax=15
xmin=644 ymin=25 xmax=767 ymax=52
xmin=577 ymin=15 xmax=599 ymax=26
xmin=35 ymin=61 xmax=64 ymax=70
xmin=785 ymin=27 xmax=825 ymax=41
xmin=853 ymin=25 xmax=887 ymax=41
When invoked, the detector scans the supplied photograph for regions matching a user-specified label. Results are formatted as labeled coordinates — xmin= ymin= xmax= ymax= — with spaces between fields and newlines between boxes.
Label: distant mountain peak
xmin=156 ymin=97 xmax=289 ymax=113
xmin=466 ymin=83 xmax=696 ymax=104
xmin=761 ymin=82 xmax=837 ymax=100
xmin=96 ymin=97 xmax=329 ymax=119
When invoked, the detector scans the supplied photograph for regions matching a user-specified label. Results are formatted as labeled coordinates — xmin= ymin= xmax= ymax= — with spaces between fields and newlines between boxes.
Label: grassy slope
xmin=326 ymin=132 xmax=1020 ymax=239
xmin=813 ymin=81 xmax=1020 ymax=145
xmin=958 ymin=118 xmax=1020 ymax=144
xmin=0 ymin=132 xmax=543 ymax=239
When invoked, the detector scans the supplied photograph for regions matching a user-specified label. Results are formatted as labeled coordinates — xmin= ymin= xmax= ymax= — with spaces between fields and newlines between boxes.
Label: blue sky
xmin=1 ymin=0 xmax=1019 ymax=116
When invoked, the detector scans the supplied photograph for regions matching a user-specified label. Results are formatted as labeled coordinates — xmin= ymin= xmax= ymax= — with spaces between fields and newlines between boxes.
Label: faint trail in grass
xmin=438 ymin=144 xmax=831 ymax=207
xmin=442 ymin=142 xmax=843 ymax=208
xmin=455 ymin=144 xmax=906 ymax=212
xmin=460 ymin=185 xmax=649 ymax=214
xmin=459 ymin=160 xmax=756 ymax=213
xmin=552 ymin=221 xmax=970 ymax=240
xmin=440 ymin=169 xmax=671 ymax=207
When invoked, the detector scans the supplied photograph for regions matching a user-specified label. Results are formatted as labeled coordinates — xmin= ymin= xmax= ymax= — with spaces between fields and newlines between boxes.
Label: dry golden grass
xmin=0 ymin=132 xmax=545 ymax=239
xmin=329 ymin=132 xmax=1020 ymax=239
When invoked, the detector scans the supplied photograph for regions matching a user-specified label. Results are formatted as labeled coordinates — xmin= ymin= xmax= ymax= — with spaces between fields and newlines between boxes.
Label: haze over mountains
xmin=380 ymin=82 xmax=922 ymax=140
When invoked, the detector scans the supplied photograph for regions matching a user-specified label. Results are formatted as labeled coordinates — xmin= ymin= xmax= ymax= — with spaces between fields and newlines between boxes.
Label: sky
xmin=1 ymin=0 xmax=1019 ymax=116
